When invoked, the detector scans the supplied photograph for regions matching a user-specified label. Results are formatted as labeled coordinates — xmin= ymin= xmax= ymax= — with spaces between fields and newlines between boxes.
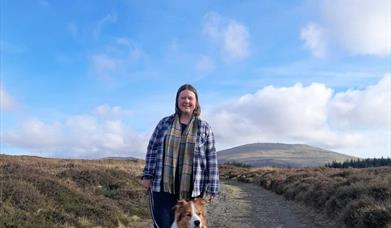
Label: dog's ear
xmin=176 ymin=200 xmax=187 ymax=206
xmin=194 ymin=198 xmax=206 ymax=206
xmin=172 ymin=200 xmax=187 ymax=209
xmin=193 ymin=198 xmax=207 ymax=217
xmin=174 ymin=200 xmax=188 ymax=221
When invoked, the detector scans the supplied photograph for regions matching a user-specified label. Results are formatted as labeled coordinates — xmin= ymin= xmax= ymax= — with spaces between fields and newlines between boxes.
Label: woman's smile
xmin=178 ymin=90 xmax=196 ymax=115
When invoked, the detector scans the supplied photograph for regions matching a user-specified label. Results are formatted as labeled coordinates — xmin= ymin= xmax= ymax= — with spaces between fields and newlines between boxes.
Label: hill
xmin=218 ymin=143 xmax=356 ymax=168
xmin=101 ymin=156 xmax=139 ymax=161
xmin=0 ymin=155 xmax=151 ymax=228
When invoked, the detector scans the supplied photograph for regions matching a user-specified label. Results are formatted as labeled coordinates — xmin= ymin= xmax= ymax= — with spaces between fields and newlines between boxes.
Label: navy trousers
xmin=149 ymin=190 xmax=177 ymax=228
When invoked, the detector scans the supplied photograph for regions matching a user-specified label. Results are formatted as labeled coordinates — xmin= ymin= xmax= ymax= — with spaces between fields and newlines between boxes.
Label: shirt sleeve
xmin=205 ymin=124 xmax=220 ymax=195
xmin=142 ymin=120 xmax=162 ymax=179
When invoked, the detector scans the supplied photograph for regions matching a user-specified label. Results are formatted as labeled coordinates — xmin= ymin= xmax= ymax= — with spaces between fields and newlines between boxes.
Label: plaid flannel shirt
xmin=143 ymin=114 xmax=220 ymax=197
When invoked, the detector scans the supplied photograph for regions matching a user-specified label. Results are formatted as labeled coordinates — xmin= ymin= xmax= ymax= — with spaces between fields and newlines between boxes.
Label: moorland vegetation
xmin=2 ymin=154 xmax=390 ymax=228
xmin=220 ymin=164 xmax=391 ymax=228
xmin=0 ymin=155 xmax=149 ymax=227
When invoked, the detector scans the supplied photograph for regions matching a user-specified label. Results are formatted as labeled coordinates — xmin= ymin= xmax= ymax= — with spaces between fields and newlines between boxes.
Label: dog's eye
xmin=187 ymin=213 xmax=192 ymax=217
xmin=197 ymin=212 xmax=201 ymax=216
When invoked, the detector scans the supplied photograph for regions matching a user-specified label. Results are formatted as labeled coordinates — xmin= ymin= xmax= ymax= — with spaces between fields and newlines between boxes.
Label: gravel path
xmin=206 ymin=180 xmax=335 ymax=228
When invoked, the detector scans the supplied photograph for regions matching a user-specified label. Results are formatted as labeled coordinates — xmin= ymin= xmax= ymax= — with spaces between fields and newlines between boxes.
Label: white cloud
xmin=206 ymin=75 xmax=391 ymax=158
xmin=207 ymin=82 xmax=337 ymax=147
xmin=203 ymin=12 xmax=222 ymax=42
xmin=203 ymin=12 xmax=250 ymax=62
xmin=321 ymin=0 xmax=390 ymax=56
xmin=89 ymin=37 xmax=143 ymax=78
xmin=91 ymin=54 xmax=118 ymax=73
xmin=3 ymin=119 xmax=64 ymax=149
xmin=300 ymin=22 xmax=328 ymax=58
xmin=329 ymin=74 xmax=391 ymax=129
xmin=94 ymin=104 xmax=132 ymax=118
xmin=302 ymin=0 xmax=391 ymax=57
xmin=0 ymin=83 xmax=19 ymax=112
xmin=1 ymin=106 xmax=147 ymax=159
xmin=3 ymin=76 xmax=390 ymax=159
xmin=223 ymin=21 xmax=250 ymax=61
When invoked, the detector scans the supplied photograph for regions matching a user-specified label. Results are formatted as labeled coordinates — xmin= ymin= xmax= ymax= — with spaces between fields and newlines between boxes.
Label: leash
xmin=148 ymin=188 xmax=160 ymax=228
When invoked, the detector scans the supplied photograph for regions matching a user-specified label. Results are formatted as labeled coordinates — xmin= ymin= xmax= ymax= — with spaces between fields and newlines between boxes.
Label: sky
xmin=1 ymin=0 xmax=390 ymax=159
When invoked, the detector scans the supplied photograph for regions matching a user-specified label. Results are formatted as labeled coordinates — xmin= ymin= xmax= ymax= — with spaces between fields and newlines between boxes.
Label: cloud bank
xmin=2 ymin=76 xmax=390 ymax=159
xmin=301 ymin=0 xmax=390 ymax=57
xmin=206 ymin=75 xmax=391 ymax=158
xmin=1 ymin=105 xmax=148 ymax=159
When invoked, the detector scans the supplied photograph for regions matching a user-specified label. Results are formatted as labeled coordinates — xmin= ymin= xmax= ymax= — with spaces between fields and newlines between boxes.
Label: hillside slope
xmin=218 ymin=143 xmax=356 ymax=167
xmin=0 ymin=155 xmax=151 ymax=228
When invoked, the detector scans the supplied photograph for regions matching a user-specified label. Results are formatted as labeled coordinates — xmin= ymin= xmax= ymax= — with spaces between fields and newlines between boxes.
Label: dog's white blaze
xmin=190 ymin=202 xmax=202 ymax=228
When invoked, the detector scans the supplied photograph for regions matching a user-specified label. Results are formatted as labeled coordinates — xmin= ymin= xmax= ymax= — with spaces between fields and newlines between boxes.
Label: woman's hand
xmin=142 ymin=179 xmax=151 ymax=190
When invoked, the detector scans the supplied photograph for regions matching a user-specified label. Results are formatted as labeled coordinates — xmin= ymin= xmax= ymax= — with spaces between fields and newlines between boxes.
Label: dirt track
xmin=206 ymin=180 xmax=336 ymax=228
xmin=140 ymin=180 xmax=336 ymax=228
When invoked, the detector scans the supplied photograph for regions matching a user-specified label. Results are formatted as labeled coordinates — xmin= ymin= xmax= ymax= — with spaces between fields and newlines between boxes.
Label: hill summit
xmin=217 ymin=143 xmax=356 ymax=168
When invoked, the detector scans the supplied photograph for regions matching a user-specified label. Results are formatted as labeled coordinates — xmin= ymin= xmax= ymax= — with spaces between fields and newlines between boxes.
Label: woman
xmin=142 ymin=84 xmax=220 ymax=228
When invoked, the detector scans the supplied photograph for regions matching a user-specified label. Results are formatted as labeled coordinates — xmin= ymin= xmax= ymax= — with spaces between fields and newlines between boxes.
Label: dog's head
xmin=173 ymin=198 xmax=207 ymax=228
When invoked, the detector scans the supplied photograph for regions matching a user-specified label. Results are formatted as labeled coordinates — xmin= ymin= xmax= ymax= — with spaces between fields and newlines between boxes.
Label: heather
xmin=0 ymin=155 xmax=149 ymax=228
xmin=220 ymin=164 xmax=391 ymax=228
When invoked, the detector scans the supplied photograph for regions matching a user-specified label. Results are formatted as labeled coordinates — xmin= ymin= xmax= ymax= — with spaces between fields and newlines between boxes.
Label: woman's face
xmin=178 ymin=89 xmax=196 ymax=116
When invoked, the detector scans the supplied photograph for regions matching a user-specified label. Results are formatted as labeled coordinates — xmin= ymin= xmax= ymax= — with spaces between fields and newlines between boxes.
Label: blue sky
xmin=1 ymin=0 xmax=390 ymax=159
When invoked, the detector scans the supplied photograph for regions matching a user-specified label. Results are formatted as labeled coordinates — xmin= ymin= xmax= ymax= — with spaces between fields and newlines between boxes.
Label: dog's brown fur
xmin=172 ymin=198 xmax=207 ymax=228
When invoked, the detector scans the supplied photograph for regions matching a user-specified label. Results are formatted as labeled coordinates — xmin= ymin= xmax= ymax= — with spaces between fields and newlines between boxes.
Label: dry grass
xmin=220 ymin=164 xmax=391 ymax=228
xmin=0 ymin=155 xmax=150 ymax=228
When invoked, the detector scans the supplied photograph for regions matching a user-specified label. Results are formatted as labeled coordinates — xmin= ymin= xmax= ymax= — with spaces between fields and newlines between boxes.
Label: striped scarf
xmin=163 ymin=114 xmax=197 ymax=200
